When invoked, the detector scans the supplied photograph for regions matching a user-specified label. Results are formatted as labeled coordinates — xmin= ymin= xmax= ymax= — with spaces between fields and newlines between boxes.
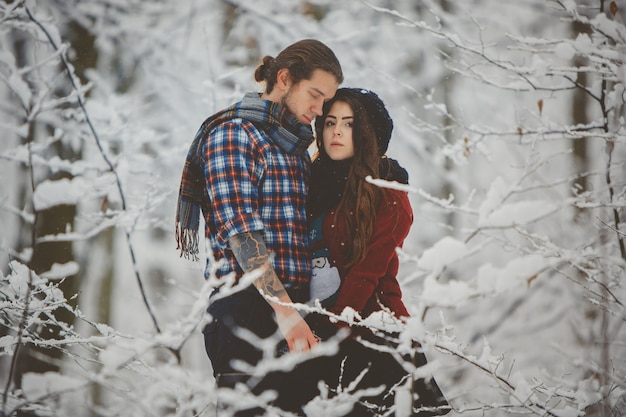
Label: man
xmin=175 ymin=39 xmax=343 ymax=415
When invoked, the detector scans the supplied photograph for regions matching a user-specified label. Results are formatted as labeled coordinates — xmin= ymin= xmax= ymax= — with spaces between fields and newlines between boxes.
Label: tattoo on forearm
xmin=230 ymin=232 xmax=267 ymax=270
xmin=229 ymin=232 xmax=287 ymax=299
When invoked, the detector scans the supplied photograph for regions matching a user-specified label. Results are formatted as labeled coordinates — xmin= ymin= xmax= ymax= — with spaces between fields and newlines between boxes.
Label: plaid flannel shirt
xmin=202 ymin=118 xmax=311 ymax=296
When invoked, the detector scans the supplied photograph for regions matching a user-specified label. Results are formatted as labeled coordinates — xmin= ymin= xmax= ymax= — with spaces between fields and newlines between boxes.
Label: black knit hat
xmin=332 ymin=88 xmax=394 ymax=155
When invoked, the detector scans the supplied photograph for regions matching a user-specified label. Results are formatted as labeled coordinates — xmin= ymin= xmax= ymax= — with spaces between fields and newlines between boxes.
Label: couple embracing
xmin=175 ymin=39 xmax=450 ymax=417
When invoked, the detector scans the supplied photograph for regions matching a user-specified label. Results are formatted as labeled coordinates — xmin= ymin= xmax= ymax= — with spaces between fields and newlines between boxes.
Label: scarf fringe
xmin=175 ymin=222 xmax=199 ymax=261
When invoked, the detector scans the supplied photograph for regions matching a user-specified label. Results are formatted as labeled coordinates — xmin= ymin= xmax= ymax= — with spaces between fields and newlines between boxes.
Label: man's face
xmin=281 ymin=69 xmax=339 ymax=125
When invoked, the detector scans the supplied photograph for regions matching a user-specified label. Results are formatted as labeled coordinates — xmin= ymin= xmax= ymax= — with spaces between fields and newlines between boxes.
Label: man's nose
xmin=312 ymin=98 xmax=324 ymax=116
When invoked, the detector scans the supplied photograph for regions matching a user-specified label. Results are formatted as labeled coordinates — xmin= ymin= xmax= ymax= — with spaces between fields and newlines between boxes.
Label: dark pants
xmin=307 ymin=315 xmax=450 ymax=416
xmin=203 ymin=287 xmax=322 ymax=416
xmin=334 ymin=338 xmax=449 ymax=416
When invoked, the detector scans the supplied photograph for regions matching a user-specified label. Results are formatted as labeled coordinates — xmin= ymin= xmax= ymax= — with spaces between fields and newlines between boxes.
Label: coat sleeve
xmin=329 ymin=190 xmax=413 ymax=316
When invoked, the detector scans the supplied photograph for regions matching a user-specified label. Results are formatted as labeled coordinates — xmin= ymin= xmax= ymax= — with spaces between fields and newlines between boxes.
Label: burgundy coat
xmin=322 ymin=189 xmax=413 ymax=320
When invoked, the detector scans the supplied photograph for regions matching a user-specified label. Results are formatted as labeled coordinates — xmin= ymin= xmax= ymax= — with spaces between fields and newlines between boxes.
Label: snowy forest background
xmin=1 ymin=0 xmax=625 ymax=416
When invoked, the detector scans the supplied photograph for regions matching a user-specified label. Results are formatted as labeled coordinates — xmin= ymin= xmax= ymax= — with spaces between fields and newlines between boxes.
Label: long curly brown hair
xmin=313 ymin=90 xmax=383 ymax=269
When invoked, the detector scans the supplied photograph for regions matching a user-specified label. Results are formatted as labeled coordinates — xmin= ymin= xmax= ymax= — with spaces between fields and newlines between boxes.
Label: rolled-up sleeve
xmin=203 ymin=121 xmax=266 ymax=247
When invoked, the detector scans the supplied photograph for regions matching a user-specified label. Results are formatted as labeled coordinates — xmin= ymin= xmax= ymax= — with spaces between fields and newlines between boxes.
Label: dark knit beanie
xmin=332 ymin=88 xmax=394 ymax=155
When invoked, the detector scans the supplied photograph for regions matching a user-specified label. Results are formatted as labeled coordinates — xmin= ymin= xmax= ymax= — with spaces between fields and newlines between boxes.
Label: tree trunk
xmin=10 ymin=17 xmax=96 ymax=416
xmin=571 ymin=20 xmax=591 ymax=206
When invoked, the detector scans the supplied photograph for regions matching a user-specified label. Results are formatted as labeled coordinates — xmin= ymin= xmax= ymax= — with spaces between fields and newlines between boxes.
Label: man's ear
xmin=276 ymin=68 xmax=292 ymax=91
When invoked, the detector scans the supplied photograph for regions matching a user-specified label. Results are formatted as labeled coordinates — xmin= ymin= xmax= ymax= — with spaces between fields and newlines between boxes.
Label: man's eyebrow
xmin=311 ymin=87 xmax=328 ymax=97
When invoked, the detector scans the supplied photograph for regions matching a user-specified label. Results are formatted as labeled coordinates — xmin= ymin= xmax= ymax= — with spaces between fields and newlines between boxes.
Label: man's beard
xmin=281 ymin=87 xmax=296 ymax=118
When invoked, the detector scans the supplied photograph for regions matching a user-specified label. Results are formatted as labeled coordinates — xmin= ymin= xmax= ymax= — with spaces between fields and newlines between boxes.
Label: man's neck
xmin=261 ymin=90 xmax=282 ymax=104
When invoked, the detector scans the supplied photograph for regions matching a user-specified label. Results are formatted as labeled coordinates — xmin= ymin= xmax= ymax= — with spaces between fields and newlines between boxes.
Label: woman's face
xmin=322 ymin=101 xmax=355 ymax=161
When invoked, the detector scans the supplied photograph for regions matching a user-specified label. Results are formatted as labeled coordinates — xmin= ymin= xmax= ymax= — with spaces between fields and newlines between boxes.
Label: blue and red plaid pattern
xmin=203 ymin=119 xmax=311 ymax=292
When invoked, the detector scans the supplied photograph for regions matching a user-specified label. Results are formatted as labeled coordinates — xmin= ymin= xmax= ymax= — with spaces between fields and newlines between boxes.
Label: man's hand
xmin=229 ymin=231 xmax=318 ymax=352
xmin=272 ymin=302 xmax=318 ymax=352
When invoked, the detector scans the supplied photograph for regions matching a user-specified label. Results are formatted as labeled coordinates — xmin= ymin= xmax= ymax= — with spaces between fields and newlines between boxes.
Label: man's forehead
xmin=307 ymin=69 xmax=339 ymax=97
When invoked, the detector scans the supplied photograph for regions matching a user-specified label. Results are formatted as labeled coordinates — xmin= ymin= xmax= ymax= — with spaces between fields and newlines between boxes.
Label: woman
xmin=307 ymin=88 xmax=449 ymax=416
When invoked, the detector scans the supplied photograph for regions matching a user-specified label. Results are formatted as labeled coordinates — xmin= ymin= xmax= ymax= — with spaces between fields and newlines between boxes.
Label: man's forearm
xmin=229 ymin=231 xmax=316 ymax=351
xmin=228 ymin=231 xmax=288 ymax=301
